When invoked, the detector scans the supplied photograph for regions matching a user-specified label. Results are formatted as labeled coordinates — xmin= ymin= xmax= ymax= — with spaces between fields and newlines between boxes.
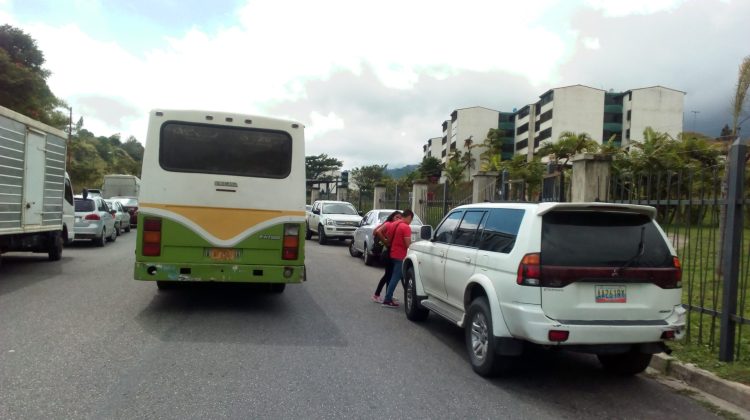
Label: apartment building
xmin=444 ymin=106 xmax=501 ymax=180
xmin=423 ymin=84 xmax=684 ymax=181
xmin=422 ymin=137 xmax=443 ymax=160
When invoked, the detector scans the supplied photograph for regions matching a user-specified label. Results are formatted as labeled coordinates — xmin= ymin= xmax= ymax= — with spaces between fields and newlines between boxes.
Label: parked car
xmin=74 ymin=194 xmax=117 ymax=246
xmin=105 ymin=199 xmax=130 ymax=234
xmin=402 ymin=202 xmax=685 ymax=377
xmin=111 ymin=196 xmax=139 ymax=227
xmin=305 ymin=200 xmax=362 ymax=244
xmin=349 ymin=209 xmax=424 ymax=265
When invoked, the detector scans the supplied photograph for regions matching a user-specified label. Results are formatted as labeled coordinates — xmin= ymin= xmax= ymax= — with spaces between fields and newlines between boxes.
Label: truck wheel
xmin=115 ymin=222 xmax=121 ymax=236
xmin=317 ymin=225 xmax=328 ymax=245
xmin=404 ymin=267 xmax=429 ymax=321
xmin=125 ymin=224 xmax=131 ymax=233
xmin=305 ymin=223 xmax=312 ymax=240
xmin=597 ymin=351 xmax=652 ymax=375
xmin=466 ymin=297 xmax=513 ymax=377
xmin=62 ymin=226 xmax=71 ymax=246
xmin=48 ymin=232 xmax=63 ymax=261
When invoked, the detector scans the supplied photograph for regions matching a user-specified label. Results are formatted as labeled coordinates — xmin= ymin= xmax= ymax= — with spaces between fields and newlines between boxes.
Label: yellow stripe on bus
xmin=140 ymin=203 xmax=305 ymax=241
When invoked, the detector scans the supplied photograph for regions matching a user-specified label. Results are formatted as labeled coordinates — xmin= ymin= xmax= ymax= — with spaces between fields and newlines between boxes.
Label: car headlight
xmin=326 ymin=219 xmax=335 ymax=226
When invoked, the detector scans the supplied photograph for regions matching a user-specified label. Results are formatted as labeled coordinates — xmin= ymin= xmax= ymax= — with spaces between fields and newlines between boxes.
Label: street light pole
xmin=690 ymin=110 xmax=700 ymax=132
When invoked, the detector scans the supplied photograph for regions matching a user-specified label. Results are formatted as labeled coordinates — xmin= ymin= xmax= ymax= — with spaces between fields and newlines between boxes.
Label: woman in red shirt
xmin=382 ymin=209 xmax=414 ymax=308
xmin=371 ymin=211 xmax=402 ymax=302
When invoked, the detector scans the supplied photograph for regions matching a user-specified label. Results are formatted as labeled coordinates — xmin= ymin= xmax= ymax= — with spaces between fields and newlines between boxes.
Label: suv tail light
xmin=517 ymin=253 xmax=541 ymax=286
xmin=282 ymin=223 xmax=300 ymax=260
xmin=142 ymin=218 xmax=162 ymax=257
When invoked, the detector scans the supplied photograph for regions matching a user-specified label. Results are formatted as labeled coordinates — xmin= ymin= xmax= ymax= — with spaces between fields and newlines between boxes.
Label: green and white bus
xmin=134 ymin=109 xmax=306 ymax=292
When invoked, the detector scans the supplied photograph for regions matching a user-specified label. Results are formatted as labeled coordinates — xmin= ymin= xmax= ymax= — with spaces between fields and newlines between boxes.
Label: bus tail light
xmin=282 ymin=223 xmax=300 ymax=260
xmin=142 ymin=218 xmax=162 ymax=257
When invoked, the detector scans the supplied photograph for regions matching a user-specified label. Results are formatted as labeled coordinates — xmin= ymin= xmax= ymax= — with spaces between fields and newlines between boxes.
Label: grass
xmin=660 ymin=221 xmax=750 ymax=386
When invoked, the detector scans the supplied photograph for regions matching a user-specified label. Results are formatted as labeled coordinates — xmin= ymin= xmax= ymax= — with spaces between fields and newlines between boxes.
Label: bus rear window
xmin=159 ymin=122 xmax=293 ymax=178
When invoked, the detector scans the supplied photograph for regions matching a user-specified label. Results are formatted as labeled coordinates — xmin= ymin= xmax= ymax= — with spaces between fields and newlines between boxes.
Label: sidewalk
xmin=649 ymin=353 xmax=750 ymax=418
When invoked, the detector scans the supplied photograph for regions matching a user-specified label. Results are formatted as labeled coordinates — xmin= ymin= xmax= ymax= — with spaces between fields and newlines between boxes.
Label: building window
xmin=537 ymin=127 xmax=552 ymax=141
xmin=516 ymin=139 xmax=528 ymax=150
xmin=516 ymin=123 xmax=529 ymax=135
xmin=626 ymin=129 xmax=630 ymax=139
xmin=517 ymin=107 xmax=529 ymax=119
xmin=627 ymin=110 xmax=631 ymax=121
xmin=538 ymin=109 xmax=553 ymax=125
xmin=442 ymin=136 xmax=447 ymax=144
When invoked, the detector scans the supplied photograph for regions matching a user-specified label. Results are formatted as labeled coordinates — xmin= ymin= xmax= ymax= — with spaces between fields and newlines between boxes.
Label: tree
xmin=306 ymin=154 xmax=343 ymax=181
xmin=537 ymin=131 xmax=599 ymax=166
xmin=731 ymin=55 xmax=750 ymax=136
xmin=442 ymin=160 xmax=465 ymax=187
xmin=121 ymin=136 xmax=145 ymax=161
xmin=478 ymin=128 xmax=508 ymax=172
xmin=498 ymin=154 xmax=544 ymax=201
xmin=460 ymin=136 xmax=477 ymax=174
xmin=350 ymin=164 xmax=388 ymax=192
xmin=417 ymin=156 xmax=442 ymax=181
xmin=0 ymin=24 xmax=67 ymax=128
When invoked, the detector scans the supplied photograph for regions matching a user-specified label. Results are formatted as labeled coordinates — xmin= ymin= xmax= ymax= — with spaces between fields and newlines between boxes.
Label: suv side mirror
xmin=419 ymin=225 xmax=433 ymax=240
xmin=313 ymin=209 xmax=320 ymax=215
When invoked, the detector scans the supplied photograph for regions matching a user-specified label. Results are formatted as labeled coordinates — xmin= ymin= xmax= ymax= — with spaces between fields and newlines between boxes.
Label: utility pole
xmin=690 ymin=110 xmax=700 ymax=132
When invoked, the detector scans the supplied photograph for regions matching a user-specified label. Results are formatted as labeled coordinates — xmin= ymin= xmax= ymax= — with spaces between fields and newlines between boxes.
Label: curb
xmin=650 ymin=353 xmax=750 ymax=412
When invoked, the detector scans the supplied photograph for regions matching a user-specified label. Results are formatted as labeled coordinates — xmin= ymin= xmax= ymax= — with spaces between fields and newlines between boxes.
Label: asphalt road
xmin=0 ymin=233 xmax=719 ymax=419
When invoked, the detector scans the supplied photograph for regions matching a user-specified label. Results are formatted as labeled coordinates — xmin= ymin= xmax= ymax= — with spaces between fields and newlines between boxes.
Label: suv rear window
xmin=159 ymin=122 xmax=292 ymax=178
xmin=541 ymin=211 xmax=673 ymax=267
xmin=75 ymin=199 xmax=95 ymax=212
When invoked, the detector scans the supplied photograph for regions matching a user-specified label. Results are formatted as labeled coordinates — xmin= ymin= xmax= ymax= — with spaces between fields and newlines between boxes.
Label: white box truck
xmin=0 ymin=105 xmax=75 ymax=265
xmin=102 ymin=174 xmax=140 ymax=198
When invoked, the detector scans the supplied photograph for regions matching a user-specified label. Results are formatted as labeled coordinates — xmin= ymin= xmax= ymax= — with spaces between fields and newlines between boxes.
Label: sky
xmin=2 ymin=0 xmax=749 ymax=171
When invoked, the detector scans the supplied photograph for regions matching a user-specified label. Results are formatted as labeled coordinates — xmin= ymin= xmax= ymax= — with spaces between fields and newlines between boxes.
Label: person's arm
xmin=401 ymin=224 xmax=411 ymax=249
xmin=374 ymin=223 xmax=388 ymax=243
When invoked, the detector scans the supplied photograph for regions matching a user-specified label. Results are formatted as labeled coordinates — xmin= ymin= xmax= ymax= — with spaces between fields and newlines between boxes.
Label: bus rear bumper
xmin=134 ymin=262 xmax=306 ymax=283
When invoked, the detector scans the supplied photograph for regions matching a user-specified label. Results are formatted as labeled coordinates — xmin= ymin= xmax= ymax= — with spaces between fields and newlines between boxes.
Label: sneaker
xmin=391 ymin=297 xmax=399 ymax=303
xmin=372 ymin=294 xmax=382 ymax=303
xmin=381 ymin=300 xmax=400 ymax=308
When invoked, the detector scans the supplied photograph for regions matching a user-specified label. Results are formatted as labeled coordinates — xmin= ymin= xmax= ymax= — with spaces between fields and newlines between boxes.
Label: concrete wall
xmin=626 ymin=87 xmax=685 ymax=147
xmin=548 ymin=85 xmax=605 ymax=146
xmin=451 ymin=107 xmax=499 ymax=180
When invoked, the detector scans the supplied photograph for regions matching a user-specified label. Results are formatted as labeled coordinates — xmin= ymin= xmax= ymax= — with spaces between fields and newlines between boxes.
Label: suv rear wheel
xmin=597 ymin=350 xmax=652 ymax=375
xmin=466 ymin=297 xmax=512 ymax=377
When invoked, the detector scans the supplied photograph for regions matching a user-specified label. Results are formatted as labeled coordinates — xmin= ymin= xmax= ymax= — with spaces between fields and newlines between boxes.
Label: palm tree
xmin=537 ymin=131 xmax=599 ymax=166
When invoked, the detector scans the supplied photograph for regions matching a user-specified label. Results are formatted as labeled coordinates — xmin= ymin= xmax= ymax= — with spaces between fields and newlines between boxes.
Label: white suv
xmin=402 ymin=202 xmax=685 ymax=377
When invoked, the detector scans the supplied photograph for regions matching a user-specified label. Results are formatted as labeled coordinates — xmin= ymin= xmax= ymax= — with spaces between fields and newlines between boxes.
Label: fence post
xmin=570 ymin=153 xmax=612 ymax=202
xmin=442 ymin=182 xmax=449 ymax=215
xmin=501 ymin=170 xmax=508 ymax=200
xmin=412 ymin=181 xmax=428 ymax=221
xmin=472 ymin=171 xmax=499 ymax=203
xmin=719 ymin=136 xmax=745 ymax=362
xmin=310 ymin=187 xmax=320 ymax=203
xmin=373 ymin=184 xmax=386 ymax=210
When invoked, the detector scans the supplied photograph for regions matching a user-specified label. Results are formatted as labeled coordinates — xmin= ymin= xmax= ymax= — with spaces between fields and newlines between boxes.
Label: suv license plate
xmin=207 ymin=248 xmax=239 ymax=261
xmin=595 ymin=285 xmax=627 ymax=303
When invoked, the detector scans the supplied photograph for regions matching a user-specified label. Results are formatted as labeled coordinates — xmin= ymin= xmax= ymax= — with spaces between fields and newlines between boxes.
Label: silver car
xmin=74 ymin=195 xmax=117 ymax=246
xmin=105 ymin=199 xmax=130 ymax=234
xmin=349 ymin=209 xmax=424 ymax=265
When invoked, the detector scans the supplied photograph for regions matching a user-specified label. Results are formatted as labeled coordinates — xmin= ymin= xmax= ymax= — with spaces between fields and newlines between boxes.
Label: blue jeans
xmin=383 ymin=259 xmax=403 ymax=303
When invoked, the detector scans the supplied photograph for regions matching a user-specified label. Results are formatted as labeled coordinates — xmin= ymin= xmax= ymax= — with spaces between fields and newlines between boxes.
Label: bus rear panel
xmin=134 ymin=110 xmax=306 ymax=286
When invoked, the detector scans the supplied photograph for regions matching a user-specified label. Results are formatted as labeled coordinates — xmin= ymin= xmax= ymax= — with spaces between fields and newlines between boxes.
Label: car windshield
xmin=75 ymin=199 xmax=95 ymax=212
xmin=323 ymin=203 xmax=358 ymax=215
xmin=115 ymin=198 xmax=138 ymax=207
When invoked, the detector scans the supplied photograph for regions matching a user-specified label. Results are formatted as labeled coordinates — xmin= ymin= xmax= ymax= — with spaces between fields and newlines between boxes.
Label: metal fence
xmin=604 ymin=166 xmax=749 ymax=362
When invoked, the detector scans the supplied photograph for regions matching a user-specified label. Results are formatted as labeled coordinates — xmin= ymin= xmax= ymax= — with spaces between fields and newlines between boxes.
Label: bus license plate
xmin=595 ymin=285 xmax=627 ymax=303
xmin=207 ymin=248 xmax=239 ymax=261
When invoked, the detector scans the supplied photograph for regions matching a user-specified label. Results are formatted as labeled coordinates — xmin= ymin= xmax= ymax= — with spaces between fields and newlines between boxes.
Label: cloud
xmin=585 ymin=0 xmax=686 ymax=17
xmin=582 ymin=36 xmax=600 ymax=50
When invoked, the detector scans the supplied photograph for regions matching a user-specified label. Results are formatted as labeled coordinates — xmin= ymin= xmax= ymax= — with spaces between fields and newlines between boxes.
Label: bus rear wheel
xmin=269 ymin=283 xmax=286 ymax=293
